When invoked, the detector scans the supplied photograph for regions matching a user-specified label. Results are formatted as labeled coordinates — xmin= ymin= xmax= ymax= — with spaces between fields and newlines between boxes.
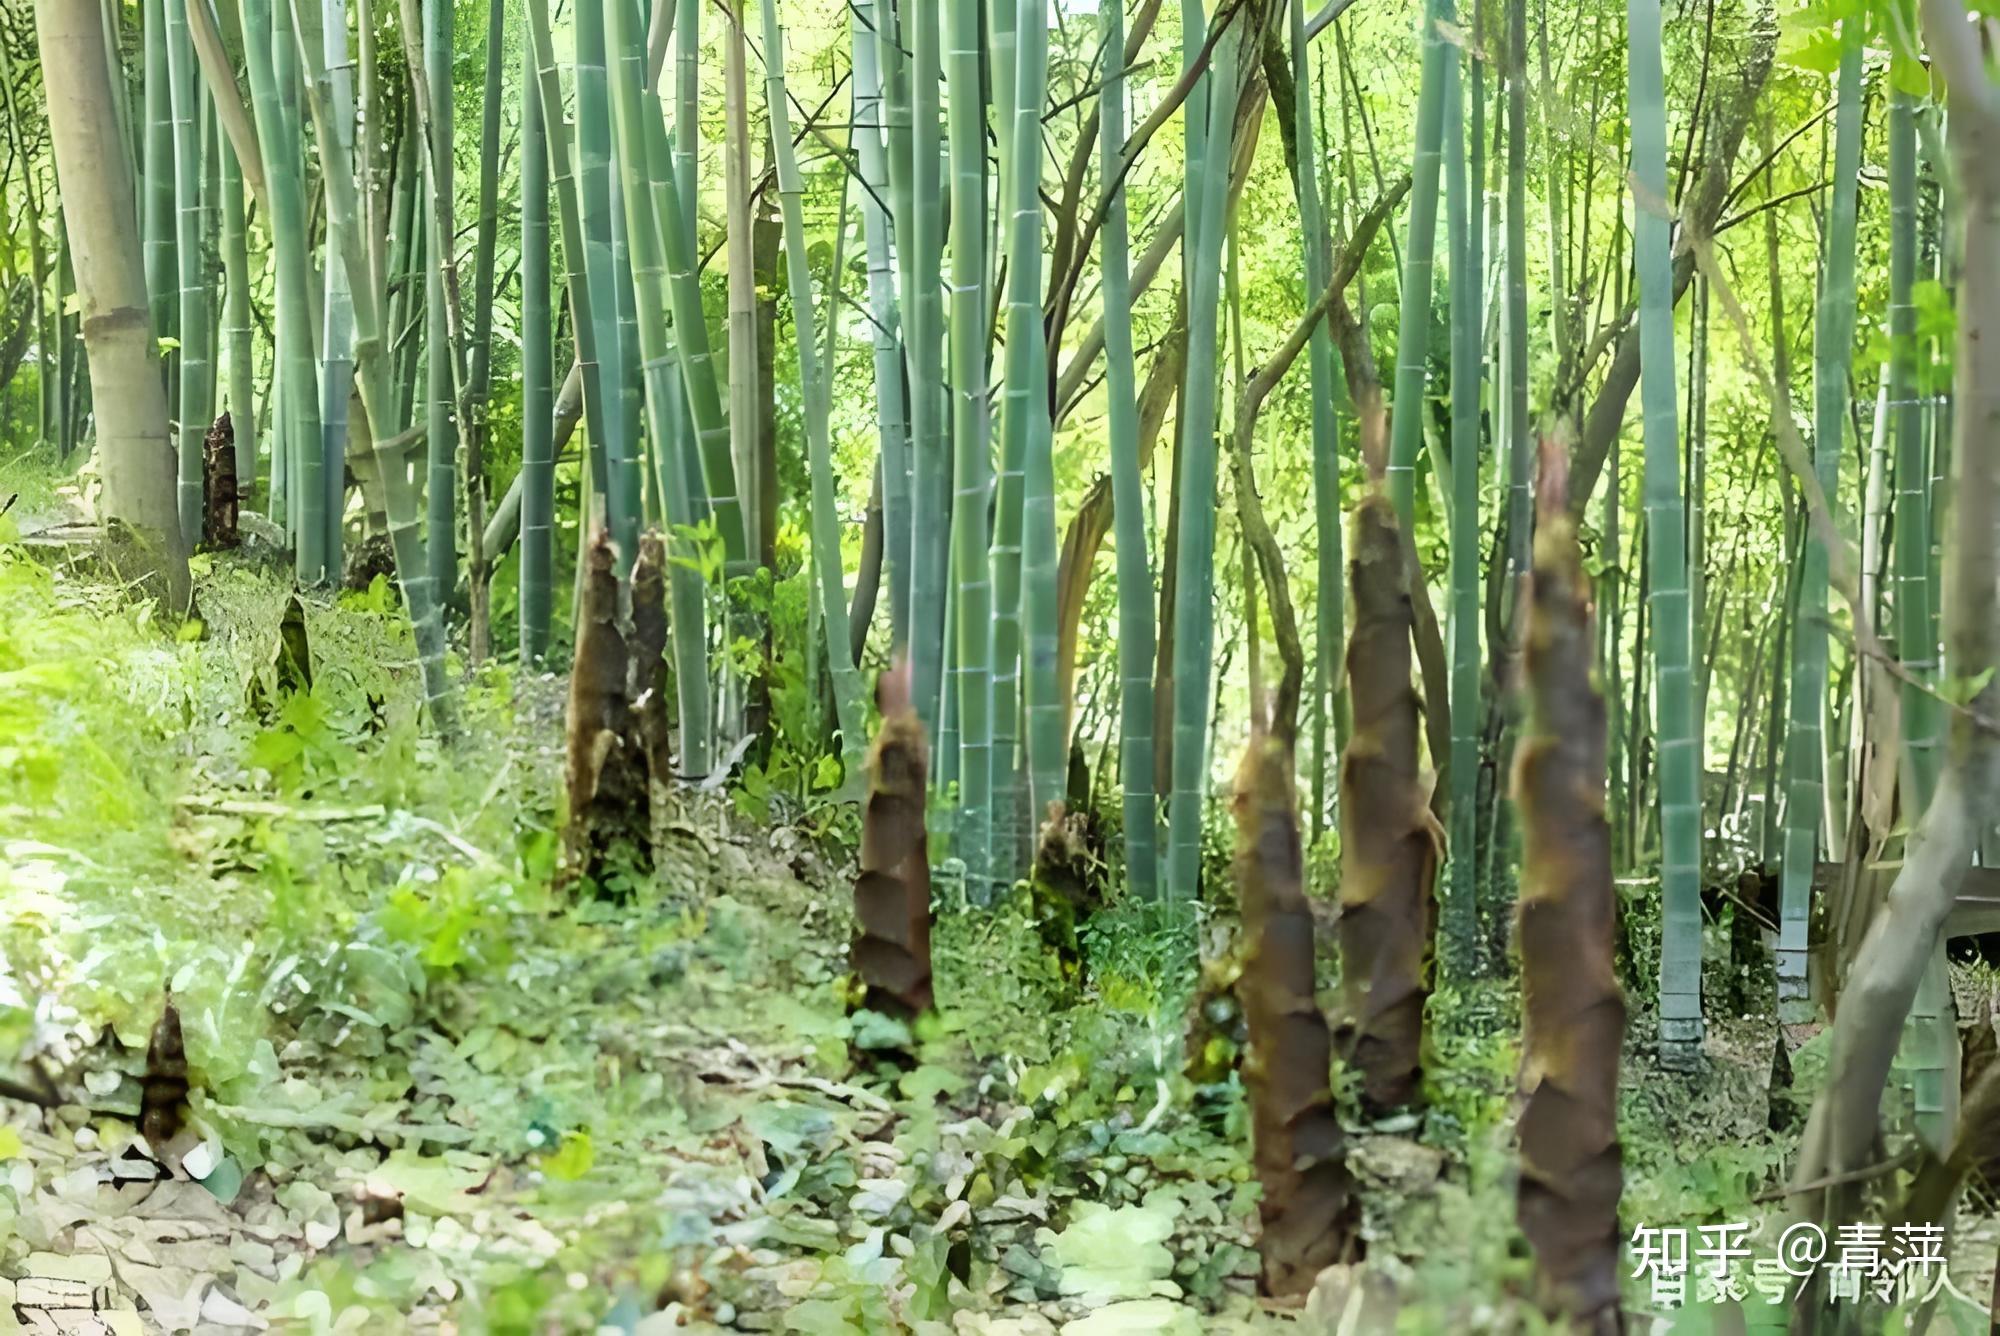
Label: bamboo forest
xmin=6 ymin=0 xmax=2000 ymax=1328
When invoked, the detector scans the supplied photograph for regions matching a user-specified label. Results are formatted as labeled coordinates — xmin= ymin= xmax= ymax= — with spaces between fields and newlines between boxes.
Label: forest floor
xmin=1 ymin=462 xmax=1996 ymax=1334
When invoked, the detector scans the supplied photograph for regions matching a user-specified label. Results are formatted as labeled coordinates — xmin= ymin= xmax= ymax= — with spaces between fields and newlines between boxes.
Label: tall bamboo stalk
xmin=642 ymin=18 xmax=744 ymax=569
xmin=1101 ymin=0 xmax=1159 ymax=899
xmin=460 ymin=0 xmax=504 ymax=640
xmin=988 ymin=0 xmax=1029 ymax=878
xmin=602 ymin=0 xmax=714 ymax=775
xmin=574 ymin=0 xmax=631 ymax=552
xmin=1778 ymin=22 xmax=1861 ymax=1026
xmin=758 ymin=0 xmax=867 ymax=786
xmin=288 ymin=0 xmax=455 ymax=728
xmin=520 ymin=34 xmax=555 ymax=665
xmin=242 ymin=0 xmax=322 ymax=577
xmin=302 ymin=0 xmax=352 ymax=578
xmin=1891 ymin=87 xmax=1954 ymax=1149
xmin=1627 ymin=0 xmax=1702 ymax=1061
xmin=1294 ymin=0 xmax=1347 ymax=842
xmin=1165 ymin=7 xmax=1243 ymax=903
xmin=885 ymin=0 xmax=950 ymax=745
xmin=1385 ymin=0 xmax=1451 ymax=527
xmin=164 ymin=0 xmax=209 ymax=547
xmin=524 ymin=0 xmax=615 ymax=546
xmin=35 ymin=0 xmax=188 ymax=605
xmin=944 ymin=0 xmax=994 ymax=897
xmin=851 ymin=7 xmax=911 ymax=643
xmin=142 ymin=0 xmax=175 ymax=347
xmin=420 ymin=0 xmax=456 ymax=595
xmin=726 ymin=11 xmax=764 ymax=567
xmin=219 ymin=135 xmax=256 ymax=500
xmin=1503 ymin=0 xmax=1531 ymax=651
xmin=1444 ymin=47 xmax=1480 ymax=974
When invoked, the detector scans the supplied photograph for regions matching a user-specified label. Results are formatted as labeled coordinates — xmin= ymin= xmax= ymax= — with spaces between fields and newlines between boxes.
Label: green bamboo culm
xmin=607 ymin=158 xmax=645 ymax=534
xmin=219 ymin=135 xmax=257 ymax=500
xmin=1165 ymin=7 xmax=1243 ymax=904
xmin=1293 ymin=0 xmax=1348 ymax=839
xmin=1443 ymin=46 xmax=1480 ymax=976
xmin=988 ymin=0 xmax=1029 ymax=878
xmin=944 ymin=0 xmax=995 ymax=899
xmin=141 ymin=0 xmax=175 ymax=349
xmin=758 ymin=0 xmax=868 ymax=787
xmin=289 ymin=0 xmax=456 ymax=730
xmin=163 ymin=0 xmax=209 ymax=548
xmin=275 ymin=0 xmax=322 ymax=566
xmin=643 ymin=20 xmax=745 ymax=570
xmin=1015 ymin=7 xmax=1063 ymax=839
xmin=888 ymin=0 xmax=951 ymax=745
xmin=1013 ymin=0 xmax=1065 ymax=849
xmin=1502 ymin=0 xmax=1532 ymax=640
xmin=523 ymin=0 xmax=615 ymax=546
xmin=469 ymin=0 xmax=506 ymax=418
xmin=389 ymin=130 xmax=422 ymax=434
xmin=573 ymin=0 xmax=628 ymax=543
xmin=241 ymin=0 xmax=322 ymax=576
xmin=1777 ymin=20 xmax=1861 ymax=1030
xmin=602 ymin=0 xmax=714 ymax=776
xmin=1627 ymin=0 xmax=1703 ymax=1061
xmin=1890 ymin=84 xmax=1954 ymax=1149
xmin=422 ymin=0 xmax=457 ymax=595
xmin=668 ymin=0 xmax=707 ymax=545
xmin=307 ymin=0 xmax=353 ymax=581
xmin=1386 ymin=0 xmax=1453 ymax=527
xmin=851 ymin=7 xmax=912 ymax=644
xmin=1100 ymin=0 xmax=1160 ymax=901
xmin=520 ymin=34 xmax=555 ymax=665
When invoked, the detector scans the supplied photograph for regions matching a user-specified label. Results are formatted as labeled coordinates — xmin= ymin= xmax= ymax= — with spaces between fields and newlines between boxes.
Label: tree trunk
xmin=34 ymin=0 xmax=188 ymax=608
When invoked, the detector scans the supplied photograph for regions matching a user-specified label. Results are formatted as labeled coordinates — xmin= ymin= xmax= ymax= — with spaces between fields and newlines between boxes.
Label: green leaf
xmin=897 ymin=1064 xmax=967 ymax=1101
xmin=1038 ymin=1198 xmax=1180 ymax=1303
xmin=0 ymin=1126 xmax=21 ymax=1159
xmin=1940 ymin=667 xmax=1995 ymax=706
xmin=1914 ymin=280 xmax=1957 ymax=340
xmin=541 ymin=1130 xmax=594 ymax=1181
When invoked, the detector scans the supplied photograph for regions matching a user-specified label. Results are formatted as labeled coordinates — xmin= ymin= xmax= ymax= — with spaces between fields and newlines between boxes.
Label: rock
xmin=1350 ymin=1135 xmax=1446 ymax=1196
xmin=1058 ymin=1299 xmax=1204 ymax=1335
xmin=953 ymin=1312 xmax=1058 ymax=1336
xmin=1302 ymin=1262 xmax=1402 ymax=1334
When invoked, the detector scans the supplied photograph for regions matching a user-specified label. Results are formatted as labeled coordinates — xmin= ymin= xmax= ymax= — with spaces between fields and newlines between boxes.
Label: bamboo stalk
xmin=1293 ymin=0 xmax=1348 ymax=842
xmin=142 ymin=0 xmax=176 ymax=348
xmin=1102 ymin=0 xmax=1159 ymax=901
xmin=758 ymin=0 xmax=868 ymax=787
xmin=287 ymin=0 xmax=455 ymax=728
xmin=851 ymin=7 xmax=910 ymax=644
xmin=219 ymin=134 xmax=256 ymax=501
xmin=1384 ymin=0 xmax=1451 ymax=526
xmin=1444 ymin=45 xmax=1480 ymax=974
xmin=164 ymin=0 xmax=210 ymax=548
xmin=1892 ymin=86 xmax=1956 ymax=1151
xmin=1627 ymin=0 xmax=1703 ymax=1061
xmin=727 ymin=10 xmax=766 ymax=568
xmin=520 ymin=32 xmax=554 ymax=665
xmin=944 ymin=0 xmax=995 ymax=898
xmin=1165 ymin=8 xmax=1244 ymax=903
xmin=603 ymin=0 xmax=713 ymax=776
xmin=885 ymin=0 xmax=951 ymax=746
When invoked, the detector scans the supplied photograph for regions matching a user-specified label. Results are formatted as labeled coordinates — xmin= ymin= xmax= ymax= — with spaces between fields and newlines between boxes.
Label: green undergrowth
xmin=0 ymin=533 xmax=1990 ymax=1333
